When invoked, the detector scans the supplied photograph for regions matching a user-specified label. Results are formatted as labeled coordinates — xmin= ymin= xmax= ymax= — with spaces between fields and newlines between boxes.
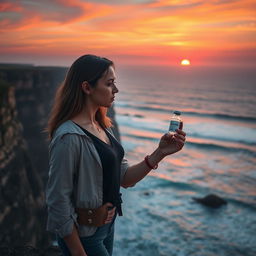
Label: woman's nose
xmin=113 ymin=84 xmax=119 ymax=93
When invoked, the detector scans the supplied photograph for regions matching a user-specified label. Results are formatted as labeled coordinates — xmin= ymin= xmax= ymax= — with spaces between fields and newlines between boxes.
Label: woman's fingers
xmin=173 ymin=131 xmax=186 ymax=149
xmin=164 ymin=131 xmax=186 ymax=143
xmin=175 ymin=139 xmax=185 ymax=148
xmin=174 ymin=133 xmax=186 ymax=142
xmin=108 ymin=207 xmax=116 ymax=216
xmin=104 ymin=206 xmax=116 ymax=224
xmin=105 ymin=202 xmax=113 ymax=208
xmin=176 ymin=129 xmax=186 ymax=137
xmin=173 ymin=130 xmax=186 ymax=144
xmin=165 ymin=133 xmax=176 ymax=142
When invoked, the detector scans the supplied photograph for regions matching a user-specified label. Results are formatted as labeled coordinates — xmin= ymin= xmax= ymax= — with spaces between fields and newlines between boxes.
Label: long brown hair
xmin=46 ymin=54 xmax=113 ymax=139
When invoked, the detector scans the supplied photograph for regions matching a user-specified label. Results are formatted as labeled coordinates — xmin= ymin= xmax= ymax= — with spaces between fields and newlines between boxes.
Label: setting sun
xmin=181 ymin=59 xmax=191 ymax=66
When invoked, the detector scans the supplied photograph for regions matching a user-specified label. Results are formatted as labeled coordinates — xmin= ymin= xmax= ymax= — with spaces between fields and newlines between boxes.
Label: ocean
xmin=112 ymin=65 xmax=256 ymax=256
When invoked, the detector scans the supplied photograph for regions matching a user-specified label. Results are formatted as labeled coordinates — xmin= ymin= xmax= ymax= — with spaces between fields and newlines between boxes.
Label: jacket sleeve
xmin=45 ymin=135 xmax=79 ymax=238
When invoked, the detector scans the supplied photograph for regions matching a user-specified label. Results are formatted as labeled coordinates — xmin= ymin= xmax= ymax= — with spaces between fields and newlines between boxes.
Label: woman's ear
xmin=81 ymin=81 xmax=91 ymax=95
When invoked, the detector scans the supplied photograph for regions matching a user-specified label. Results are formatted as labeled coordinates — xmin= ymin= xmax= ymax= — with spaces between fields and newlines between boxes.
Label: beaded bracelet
xmin=144 ymin=155 xmax=158 ymax=170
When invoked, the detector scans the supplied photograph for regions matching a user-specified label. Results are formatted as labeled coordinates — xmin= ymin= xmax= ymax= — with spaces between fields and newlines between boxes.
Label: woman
xmin=45 ymin=54 xmax=186 ymax=256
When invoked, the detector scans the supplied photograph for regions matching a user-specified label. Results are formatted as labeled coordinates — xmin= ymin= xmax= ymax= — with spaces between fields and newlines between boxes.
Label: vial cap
xmin=174 ymin=110 xmax=181 ymax=115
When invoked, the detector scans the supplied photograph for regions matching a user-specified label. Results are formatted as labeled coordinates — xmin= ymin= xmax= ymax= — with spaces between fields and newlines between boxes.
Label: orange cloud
xmin=0 ymin=0 xmax=255 ymax=67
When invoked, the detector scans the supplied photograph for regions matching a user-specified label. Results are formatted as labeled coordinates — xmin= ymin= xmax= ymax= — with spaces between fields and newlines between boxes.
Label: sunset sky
xmin=0 ymin=0 xmax=256 ymax=67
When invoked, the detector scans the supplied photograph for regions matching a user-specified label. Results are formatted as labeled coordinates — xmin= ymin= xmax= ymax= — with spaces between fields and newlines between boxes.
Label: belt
xmin=75 ymin=204 xmax=109 ymax=227
xmin=75 ymin=194 xmax=123 ymax=227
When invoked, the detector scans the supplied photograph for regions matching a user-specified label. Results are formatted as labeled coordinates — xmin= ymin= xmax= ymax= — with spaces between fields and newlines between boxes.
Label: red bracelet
xmin=144 ymin=155 xmax=158 ymax=170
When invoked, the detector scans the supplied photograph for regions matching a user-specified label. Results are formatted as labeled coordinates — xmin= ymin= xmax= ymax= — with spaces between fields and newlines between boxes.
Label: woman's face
xmin=89 ymin=66 xmax=118 ymax=108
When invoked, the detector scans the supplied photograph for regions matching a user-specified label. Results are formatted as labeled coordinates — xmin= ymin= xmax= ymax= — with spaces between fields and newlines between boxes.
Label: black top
xmin=74 ymin=123 xmax=124 ymax=216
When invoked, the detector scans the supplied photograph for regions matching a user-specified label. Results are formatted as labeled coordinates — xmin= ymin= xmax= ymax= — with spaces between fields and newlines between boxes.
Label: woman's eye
xmin=108 ymin=82 xmax=116 ymax=87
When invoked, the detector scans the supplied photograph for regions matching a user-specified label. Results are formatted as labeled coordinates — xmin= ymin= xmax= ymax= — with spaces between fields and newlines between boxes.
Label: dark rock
xmin=192 ymin=194 xmax=228 ymax=208
xmin=0 ymin=80 xmax=49 ymax=247
xmin=0 ymin=66 xmax=68 ymax=247
xmin=1 ymin=65 xmax=68 ymax=182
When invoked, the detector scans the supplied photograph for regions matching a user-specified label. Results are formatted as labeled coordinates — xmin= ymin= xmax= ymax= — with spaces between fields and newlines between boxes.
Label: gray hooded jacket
xmin=45 ymin=120 xmax=129 ymax=238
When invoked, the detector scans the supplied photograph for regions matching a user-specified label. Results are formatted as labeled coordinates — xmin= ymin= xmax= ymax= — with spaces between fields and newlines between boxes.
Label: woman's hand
xmin=158 ymin=129 xmax=186 ymax=156
xmin=104 ymin=203 xmax=116 ymax=224
xmin=63 ymin=225 xmax=88 ymax=256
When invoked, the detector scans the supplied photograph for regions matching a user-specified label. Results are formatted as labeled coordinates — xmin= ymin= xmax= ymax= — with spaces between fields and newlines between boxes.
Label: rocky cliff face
xmin=0 ymin=79 xmax=48 ymax=247
xmin=0 ymin=65 xmax=69 ymax=248
xmin=0 ymin=64 xmax=120 ymax=248
xmin=0 ymin=65 xmax=68 ymax=183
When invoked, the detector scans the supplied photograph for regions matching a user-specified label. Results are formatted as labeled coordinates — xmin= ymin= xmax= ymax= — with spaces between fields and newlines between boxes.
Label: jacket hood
xmin=51 ymin=120 xmax=89 ymax=145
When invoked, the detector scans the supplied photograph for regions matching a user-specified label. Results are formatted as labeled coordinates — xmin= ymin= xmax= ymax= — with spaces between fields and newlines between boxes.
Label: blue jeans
xmin=57 ymin=221 xmax=115 ymax=256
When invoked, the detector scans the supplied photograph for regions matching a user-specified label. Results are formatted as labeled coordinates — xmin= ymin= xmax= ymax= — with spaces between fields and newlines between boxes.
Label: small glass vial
xmin=168 ymin=110 xmax=182 ymax=135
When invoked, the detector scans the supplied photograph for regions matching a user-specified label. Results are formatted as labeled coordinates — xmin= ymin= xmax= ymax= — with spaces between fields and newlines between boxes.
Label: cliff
xmin=0 ymin=79 xmax=47 ymax=247
xmin=0 ymin=65 xmax=67 ymax=248
xmin=0 ymin=65 xmax=68 ymax=182
xmin=0 ymin=63 xmax=121 ymax=250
